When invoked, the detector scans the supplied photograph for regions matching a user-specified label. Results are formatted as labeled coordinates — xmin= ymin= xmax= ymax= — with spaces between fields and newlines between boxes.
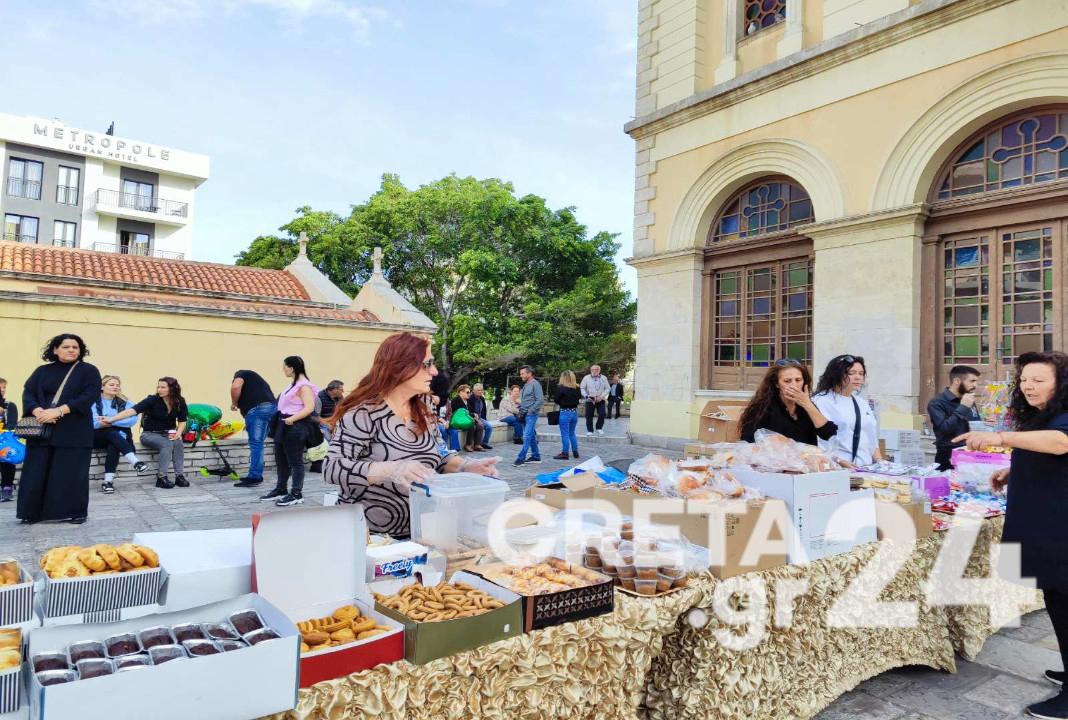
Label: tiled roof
xmin=0 ymin=241 xmax=309 ymax=300
xmin=38 ymin=285 xmax=379 ymax=324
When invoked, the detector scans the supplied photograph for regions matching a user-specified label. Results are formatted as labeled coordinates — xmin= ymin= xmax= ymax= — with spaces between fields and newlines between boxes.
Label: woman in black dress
xmin=956 ymin=351 xmax=1068 ymax=720
xmin=738 ymin=360 xmax=838 ymax=445
xmin=18 ymin=334 xmax=102 ymax=525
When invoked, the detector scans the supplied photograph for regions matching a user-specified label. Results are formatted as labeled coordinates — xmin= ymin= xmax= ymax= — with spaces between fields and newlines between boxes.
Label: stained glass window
xmin=713 ymin=258 xmax=812 ymax=370
xmin=710 ymin=179 xmax=813 ymax=244
xmin=936 ymin=112 xmax=1068 ymax=199
xmin=999 ymin=228 xmax=1054 ymax=362
xmin=744 ymin=0 xmax=786 ymax=35
xmin=943 ymin=235 xmax=990 ymax=364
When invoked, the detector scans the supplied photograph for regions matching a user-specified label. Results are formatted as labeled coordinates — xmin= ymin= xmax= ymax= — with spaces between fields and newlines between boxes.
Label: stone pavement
xmin=1 ymin=422 xmax=1058 ymax=718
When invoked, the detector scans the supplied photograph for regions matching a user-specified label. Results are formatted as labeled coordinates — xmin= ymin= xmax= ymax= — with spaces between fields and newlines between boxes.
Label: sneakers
xmin=527 ymin=457 xmax=542 ymax=464
xmin=597 ymin=429 xmax=605 ymax=436
xmin=0 ymin=487 xmax=12 ymax=502
xmin=260 ymin=487 xmax=288 ymax=501
xmin=572 ymin=451 xmax=580 ymax=459
xmin=275 ymin=492 xmax=305 ymax=507
xmin=133 ymin=461 xmax=149 ymax=474
xmin=233 ymin=477 xmax=264 ymax=488
xmin=512 ymin=438 xmax=523 ymax=445
xmin=553 ymin=452 xmax=569 ymax=460
xmin=1028 ymin=692 xmax=1068 ymax=719
xmin=586 ymin=431 xmax=594 ymax=437
xmin=155 ymin=476 xmax=174 ymax=489
xmin=513 ymin=459 xmax=526 ymax=467
xmin=1047 ymin=671 xmax=1066 ymax=687
xmin=174 ymin=474 xmax=190 ymax=488
xmin=100 ymin=481 xmax=115 ymax=495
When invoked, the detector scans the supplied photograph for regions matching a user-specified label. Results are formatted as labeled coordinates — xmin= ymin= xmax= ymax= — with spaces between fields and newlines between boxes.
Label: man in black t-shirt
xmin=230 ymin=370 xmax=277 ymax=487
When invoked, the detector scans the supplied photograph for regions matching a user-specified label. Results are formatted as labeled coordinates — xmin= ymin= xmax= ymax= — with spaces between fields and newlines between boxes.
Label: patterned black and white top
xmin=324 ymin=402 xmax=454 ymax=538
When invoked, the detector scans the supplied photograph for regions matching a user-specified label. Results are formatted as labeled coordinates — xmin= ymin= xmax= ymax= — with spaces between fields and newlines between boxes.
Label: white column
xmin=714 ymin=0 xmax=741 ymax=85
xmin=777 ymin=0 xmax=805 ymax=58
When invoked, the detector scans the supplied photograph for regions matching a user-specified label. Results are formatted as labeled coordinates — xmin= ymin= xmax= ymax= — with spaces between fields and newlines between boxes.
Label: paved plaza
xmin=1 ymin=417 xmax=1058 ymax=718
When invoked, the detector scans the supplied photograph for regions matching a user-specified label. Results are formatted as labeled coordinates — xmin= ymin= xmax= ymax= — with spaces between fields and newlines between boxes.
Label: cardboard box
xmin=525 ymin=472 xmax=603 ymax=510
xmin=591 ymin=487 xmax=685 ymax=526
xmin=375 ymin=571 xmax=523 ymax=665
xmin=880 ymin=429 xmax=922 ymax=451
xmin=38 ymin=602 xmax=159 ymax=628
xmin=0 ymin=563 xmax=34 ymax=627
xmin=132 ymin=528 xmax=251 ymax=613
xmin=470 ymin=561 xmax=614 ymax=632
xmin=27 ymin=593 xmax=298 ymax=720
xmin=677 ymin=499 xmax=790 ymax=578
xmin=731 ymin=469 xmax=877 ymax=563
xmin=38 ymin=565 xmax=164 ymax=620
xmin=252 ymin=505 xmax=405 ymax=688
xmin=695 ymin=401 xmax=745 ymax=444
xmin=0 ymin=663 xmax=18 ymax=716
xmin=875 ymin=499 xmax=934 ymax=541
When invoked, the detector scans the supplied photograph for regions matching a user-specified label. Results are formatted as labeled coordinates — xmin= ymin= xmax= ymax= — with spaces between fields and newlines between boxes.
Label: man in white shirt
xmin=580 ymin=365 xmax=610 ymax=436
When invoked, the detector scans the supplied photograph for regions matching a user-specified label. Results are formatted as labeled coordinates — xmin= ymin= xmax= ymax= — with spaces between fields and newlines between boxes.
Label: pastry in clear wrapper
xmin=0 ymin=649 xmax=20 ymax=670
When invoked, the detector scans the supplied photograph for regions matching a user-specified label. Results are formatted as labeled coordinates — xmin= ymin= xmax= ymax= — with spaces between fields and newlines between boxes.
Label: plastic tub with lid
xmin=409 ymin=473 xmax=509 ymax=551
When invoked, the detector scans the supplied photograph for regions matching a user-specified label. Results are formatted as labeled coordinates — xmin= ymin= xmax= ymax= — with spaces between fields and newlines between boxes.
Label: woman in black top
xmin=955 ymin=351 xmax=1068 ymax=719
xmin=739 ymin=361 xmax=837 ymax=445
xmin=104 ymin=377 xmax=188 ymax=489
xmin=553 ymin=370 xmax=582 ymax=460
xmin=18 ymin=334 xmax=102 ymax=525
xmin=0 ymin=378 xmax=18 ymax=502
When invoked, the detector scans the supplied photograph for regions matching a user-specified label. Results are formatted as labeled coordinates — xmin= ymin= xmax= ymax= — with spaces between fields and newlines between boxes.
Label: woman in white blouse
xmin=812 ymin=354 xmax=884 ymax=468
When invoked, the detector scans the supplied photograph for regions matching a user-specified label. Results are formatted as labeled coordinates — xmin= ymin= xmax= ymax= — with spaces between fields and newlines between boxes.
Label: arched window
xmin=709 ymin=179 xmax=813 ymax=244
xmin=704 ymin=177 xmax=814 ymax=389
xmin=935 ymin=110 xmax=1068 ymax=200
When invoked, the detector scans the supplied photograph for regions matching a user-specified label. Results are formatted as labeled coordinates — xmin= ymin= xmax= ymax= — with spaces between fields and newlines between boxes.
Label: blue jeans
xmin=558 ymin=409 xmax=579 ymax=455
xmin=244 ymin=402 xmax=276 ymax=479
xmin=517 ymin=414 xmax=540 ymax=462
xmin=501 ymin=415 xmax=522 ymax=441
xmin=481 ymin=421 xmax=494 ymax=446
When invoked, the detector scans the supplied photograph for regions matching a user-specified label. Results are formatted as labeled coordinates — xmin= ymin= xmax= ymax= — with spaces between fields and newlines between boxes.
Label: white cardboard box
xmin=731 ymin=469 xmax=877 ymax=563
xmin=27 ymin=593 xmax=299 ymax=720
xmin=132 ymin=528 xmax=252 ymax=613
xmin=252 ymin=505 xmax=405 ymax=687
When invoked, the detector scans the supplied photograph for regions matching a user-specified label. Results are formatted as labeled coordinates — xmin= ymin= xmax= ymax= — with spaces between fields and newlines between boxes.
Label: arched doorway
xmin=920 ymin=106 xmax=1068 ymax=403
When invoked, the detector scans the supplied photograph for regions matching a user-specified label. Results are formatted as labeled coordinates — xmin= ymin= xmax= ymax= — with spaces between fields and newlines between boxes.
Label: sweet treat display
xmin=68 ymin=641 xmax=106 ymax=664
xmin=0 ymin=648 xmax=20 ymax=670
xmin=229 ymin=609 xmax=265 ymax=636
xmin=36 ymin=670 xmax=76 ymax=686
xmin=105 ymin=633 xmax=141 ymax=658
xmin=32 ymin=652 xmax=69 ymax=673
xmin=40 ymin=543 xmax=160 ymax=579
xmin=624 ymin=454 xmax=763 ymax=501
xmin=182 ymin=640 xmax=221 ymax=657
xmin=217 ymin=640 xmax=248 ymax=652
xmin=0 ymin=559 xmax=22 ymax=585
xmin=115 ymin=654 xmax=151 ymax=670
xmin=583 ymin=530 xmax=689 ymax=596
xmin=932 ymin=491 xmax=1006 ymax=518
xmin=374 ymin=582 xmax=506 ymax=623
xmin=295 ymin=604 xmax=392 ymax=654
xmin=148 ymin=645 xmax=187 ymax=665
xmin=173 ymin=624 xmax=207 ymax=643
xmin=75 ymin=658 xmax=114 ymax=679
xmin=479 ymin=559 xmax=606 ymax=595
xmin=203 ymin=623 xmax=239 ymax=641
xmin=245 ymin=629 xmax=281 ymax=646
xmin=139 ymin=626 xmax=176 ymax=650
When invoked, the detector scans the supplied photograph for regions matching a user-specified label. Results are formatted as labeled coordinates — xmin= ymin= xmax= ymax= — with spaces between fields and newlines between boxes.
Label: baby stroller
xmin=184 ymin=404 xmax=244 ymax=482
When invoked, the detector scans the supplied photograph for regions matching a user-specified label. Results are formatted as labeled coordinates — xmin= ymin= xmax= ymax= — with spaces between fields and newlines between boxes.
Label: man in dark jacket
xmin=468 ymin=383 xmax=493 ymax=450
xmin=927 ymin=365 xmax=981 ymax=470
xmin=309 ymin=380 xmax=345 ymax=473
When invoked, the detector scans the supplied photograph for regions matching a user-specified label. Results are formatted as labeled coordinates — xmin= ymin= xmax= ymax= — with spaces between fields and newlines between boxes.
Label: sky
xmin=0 ymin=0 xmax=639 ymax=291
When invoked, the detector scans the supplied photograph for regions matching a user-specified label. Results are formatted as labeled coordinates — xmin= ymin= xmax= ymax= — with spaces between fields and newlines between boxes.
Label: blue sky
xmin=0 ymin=0 xmax=639 ymax=290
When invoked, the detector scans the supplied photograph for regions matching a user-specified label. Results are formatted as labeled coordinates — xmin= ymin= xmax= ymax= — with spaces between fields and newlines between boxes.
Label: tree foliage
xmin=236 ymin=174 xmax=636 ymax=390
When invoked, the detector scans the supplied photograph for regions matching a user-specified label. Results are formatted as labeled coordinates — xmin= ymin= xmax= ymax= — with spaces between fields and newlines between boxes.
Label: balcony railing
xmin=91 ymin=242 xmax=185 ymax=261
xmin=52 ymin=239 xmax=76 ymax=248
xmin=94 ymin=189 xmax=189 ymax=218
xmin=3 ymin=232 xmax=38 ymax=243
xmin=6 ymin=177 xmax=42 ymax=200
xmin=56 ymin=185 xmax=80 ymax=205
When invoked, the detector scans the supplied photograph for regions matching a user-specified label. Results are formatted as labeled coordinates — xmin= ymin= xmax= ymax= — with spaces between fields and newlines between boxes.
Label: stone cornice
xmin=625 ymin=247 xmax=703 ymax=269
xmin=0 ymin=289 xmax=433 ymax=333
xmin=801 ymin=203 xmax=930 ymax=239
xmin=624 ymin=0 xmax=1016 ymax=139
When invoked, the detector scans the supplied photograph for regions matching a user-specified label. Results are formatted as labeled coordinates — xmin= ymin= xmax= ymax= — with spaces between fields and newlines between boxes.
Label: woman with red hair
xmin=324 ymin=332 xmax=500 ymax=538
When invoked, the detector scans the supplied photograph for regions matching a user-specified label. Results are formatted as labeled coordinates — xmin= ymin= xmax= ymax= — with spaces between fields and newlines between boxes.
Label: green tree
xmin=236 ymin=174 xmax=636 ymax=390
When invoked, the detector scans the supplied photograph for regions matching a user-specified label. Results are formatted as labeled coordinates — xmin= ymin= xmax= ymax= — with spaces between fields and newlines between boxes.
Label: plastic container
xmin=620 ymin=578 xmax=636 ymax=591
xmin=409 ymin=473 xmax=509 ymax=550
xmin=617 ymin=564 xmax=636 ymax=579
xmin=583 ymin=553 xmax=603 ymax=569
xmin=656 ymin=574 xmax=673 ymax=593
xmin=633 ymin=579 xmax=657 ymax=596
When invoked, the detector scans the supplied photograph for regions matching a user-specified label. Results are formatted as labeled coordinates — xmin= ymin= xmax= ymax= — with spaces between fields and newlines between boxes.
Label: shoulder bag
xmin=13 ymin=362 xmax=79 ymax=441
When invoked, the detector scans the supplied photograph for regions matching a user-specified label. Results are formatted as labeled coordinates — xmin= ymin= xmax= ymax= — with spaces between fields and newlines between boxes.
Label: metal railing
xmin=93 ymin=189 xmax=189 ymax=218
xmin=52 ymin=238 xmax=76 ymax=248
xmin=6 ymin=177 xmax=42 ymax=200
xmin=56 ymin=185 xmax=80 ymax=205
xmin=91 ymin=242 xmax=185 ymax=261
xmin=3 ymin=232 xmax=38 ymax=243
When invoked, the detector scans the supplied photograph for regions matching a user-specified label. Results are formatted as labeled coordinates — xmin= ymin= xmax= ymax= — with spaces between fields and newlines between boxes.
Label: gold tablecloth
xmin=272 ymin=518 xmax=1037 ymax=720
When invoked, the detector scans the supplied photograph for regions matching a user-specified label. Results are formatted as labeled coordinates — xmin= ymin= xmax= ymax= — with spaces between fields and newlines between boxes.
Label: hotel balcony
xmin=92 ymin=189 xmax=190 ymax=226
xmin=91 ymin=242 xmax=185 ymax=261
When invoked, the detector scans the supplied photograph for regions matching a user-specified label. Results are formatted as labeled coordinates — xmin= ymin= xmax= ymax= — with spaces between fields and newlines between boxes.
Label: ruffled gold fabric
xmin=266 ymin=518 xmax=1033 ymax=720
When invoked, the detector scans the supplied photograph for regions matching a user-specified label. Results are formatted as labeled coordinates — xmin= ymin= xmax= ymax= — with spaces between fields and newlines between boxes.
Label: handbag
xmin=547 ymin=408 xmax=560 ymax=426
xmin=13 ymin=362 xmax=79 ymax=441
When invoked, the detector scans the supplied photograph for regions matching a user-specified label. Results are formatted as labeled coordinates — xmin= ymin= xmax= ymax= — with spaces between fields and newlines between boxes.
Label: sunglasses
xmin=775 ymin=358 xmax=802 ymax=367
xmin=840 ymin=355 xmax=864 ymax=365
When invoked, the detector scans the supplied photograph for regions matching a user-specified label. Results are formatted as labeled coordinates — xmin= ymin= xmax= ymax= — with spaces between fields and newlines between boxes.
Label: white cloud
xmin=88 ymin=0 xmax=391 ymax=40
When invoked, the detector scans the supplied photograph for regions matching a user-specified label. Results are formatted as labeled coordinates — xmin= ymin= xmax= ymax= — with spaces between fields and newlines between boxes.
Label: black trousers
xmin=607 ymin=397 xmax=622 ymax=419
xmin=585 ymin=400 xmax=606 ymax=432
xmin=0 ymin=463 xmax=13 ymax=488
xmin=273 ymin=421 xmax=309 ymax=494
xmin=17 ymin=444 xmax=90 ymax=521
xmin=1045 ymin=588 xmax=1068 ymax=673
xmin=93 ymin=427 xmax=135 ymax=473
xmin=934 ymin=445 xmax=954 ymax=472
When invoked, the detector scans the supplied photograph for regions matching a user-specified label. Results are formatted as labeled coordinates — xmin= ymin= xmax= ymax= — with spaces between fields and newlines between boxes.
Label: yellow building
xmin=0 ymin=235 xmax=434 ymax=416
xmin=626 ymin=0 xmax=1068 ymax=445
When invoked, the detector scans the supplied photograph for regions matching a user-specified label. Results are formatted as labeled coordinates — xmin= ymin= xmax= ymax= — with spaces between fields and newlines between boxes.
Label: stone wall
xmin=87 ymin=437 xmax=277 ymax=482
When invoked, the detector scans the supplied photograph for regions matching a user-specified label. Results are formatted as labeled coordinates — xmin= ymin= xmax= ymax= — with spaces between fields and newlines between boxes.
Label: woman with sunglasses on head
xmin=954 ymin=352 xmax=1068 ymax=720
xmin=812 ymin=354 xmax=883 ymax=468
xmin=324 ymin=333 xmax=500 ymax=539
xmin=739 ymin=359 xmax=837 ymax=445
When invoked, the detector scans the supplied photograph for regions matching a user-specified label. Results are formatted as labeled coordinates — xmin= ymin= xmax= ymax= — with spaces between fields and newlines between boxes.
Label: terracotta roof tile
xmin=0 ymin=241 xmax=309 ymax=300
